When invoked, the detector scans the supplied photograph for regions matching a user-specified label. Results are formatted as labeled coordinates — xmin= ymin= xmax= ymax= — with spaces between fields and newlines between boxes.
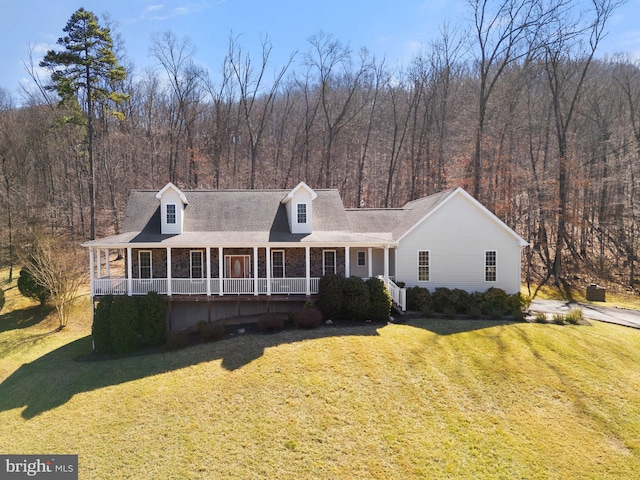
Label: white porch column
xmin=166 ymin=248 xmax=172 ymax=296
xmin=345 ymin=246 xmax=350 ymax=278
xmin=127 ymin=247 xmax=133 ymax=296
xmin=383 ymin=245 xmax=389 ymax=281
xmin=253 ymin=246 xmax=259 ymax=296
xmin=105 ymin=249 xmax=110 ymax=277
xmin=206 ymin=247 xmax=211 ymax=296
xmin=305 ymin=246 xmax=311 ymax=295
xmin=266 ymin=246 xmax=271 ymax=295
xmin=89 ymin=247 xmax=95 ymax=297
xmin=218 ymin=247 xmax=224 ymax=295
xmin=368 ymin=247 xmax=373 ymax=279
xmin=96 ymin=249 xmax=102 ymax=279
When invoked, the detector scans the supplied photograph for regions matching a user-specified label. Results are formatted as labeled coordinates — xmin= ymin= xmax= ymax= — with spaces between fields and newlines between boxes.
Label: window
xmin=485 ymin=251 xmax=497 ymax=282
xmin=357 ymin=251 xmax=366 ymax=267
xmin=323 ymin=250 xmax=336 ymax=275
xmin=139 ymin=251 xmax=152 ymax=279
xmin=166 ymin=204 xmax=176 ymax=224
xmin=297 ymin=203 xmax=307 ymax=224
xmin=418 ymin=251 xmax=429 ymax=282
xmin=191 ymin=250 xmax=204 ymax=279
xmin=272 ymin=250 xmax=285 ymax=278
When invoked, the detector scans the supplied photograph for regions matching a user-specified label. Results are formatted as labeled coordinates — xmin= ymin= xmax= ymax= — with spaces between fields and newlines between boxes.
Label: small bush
xmin=431 ymin=288 xmax=456 ymax=313
xmin=420 ymin=304 xmax=434 ymax=318
xmin=552 ymin=313 xmax=565 ymax=325
xmin=366 ymin=277 xmax=392 ymax=322
xmin=93 ymin=295 xmax=114 ymax=353
xmin=17 ymin=267 xmax=50 ymax=305
xmin=342 ymin=276 xmax=370 ymax=321
xmin=258 ymin=313 xmax=285 ymax=331
xmin=294 ymin=307 xmax=323 ymax=329
xmin=201 ymin=321 xmax=226 ymax=340
xmin=565 ymin=308 xmax=583 ymax=325
xmin=110 ymin=295 xmax=140 ymax=353
xmin=451 ymin=289 xmax=472 ymax=314
xmin=482 ymin=287 xmax=511 ymax=314
xmin=467 ymin=304 xmax=482 ymax=319
xmin=507 ymin=292 xmax=531 ymax=314
xmin=317 ymin=274 xmax=344 ymax=320
xmin=442 ymin=305 xmax=457 ymax=319
xmin=139 ymin=291 xmax=167 ymax=347
xmin=534 ymin=311 xmax=548 ymax=323
xmin=489 ymin=306 xmax=503 ymax=320
xmin=406 ymin=286 xmax=431 ymax=311
xmin=166 ymin=330 xmax=190 ymax=349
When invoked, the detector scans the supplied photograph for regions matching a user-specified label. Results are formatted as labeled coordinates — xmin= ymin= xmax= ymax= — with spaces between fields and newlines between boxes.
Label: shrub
xmin=431 ymin=288 xmax=456 ymax=313
xmin=406 ymin=286 xmax=431 ymax=311
xmin=166 ymin=330 xmax=190 ymax=349
xmin=565 ymin=308 xmax=583 ymax=325
xmin=138 ymin=291 xmax=167 ymax=347
xmin=451 ymin=289 xmax=472 ymax=314
xmin=201 ymin=321 xmax=226 ymax=340
xmin=552 ymin=313 xmax=565 ymax=325
xmin=317 ymin=274 xmax=344 ymax=320
xmin=534 ymin=311 xmax=548 ymax=323
xmin=110 ymin=295 xmax=140 ymax=353
xmin=467 ymin=304 xmax=482 ymax=319
xmin=93 ymin=295 xmax=114 ymax=353
xmin=341 ymin=276 xmax=370 ymax=321
xmin=257 ymin=313 xmax=285 ymax=331
xmin=17 ymin=267 xmax=50 ymax=305
xmin=294 ymin=307 xmax=323 ymax=329
xmin=366 ymin=277 xmax=392 ymax=322
xmin=507 ymin=292 xmax=531 ymax=314
xmin=482 ymin=287 xmax=511 ymax=314
xmin=442 ymin=305 xmax=457 ymax=319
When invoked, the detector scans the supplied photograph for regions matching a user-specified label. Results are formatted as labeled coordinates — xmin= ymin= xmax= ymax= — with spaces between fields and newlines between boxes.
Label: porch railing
xmin=92 ymin=277 xmax=320 ymax=296
xmin=382 ymin=276 xmax=407 ymax=312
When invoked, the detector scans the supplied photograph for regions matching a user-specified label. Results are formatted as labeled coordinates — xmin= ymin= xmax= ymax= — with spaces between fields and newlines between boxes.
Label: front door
xmin=226 ymin=255 xmax=250 ymax=278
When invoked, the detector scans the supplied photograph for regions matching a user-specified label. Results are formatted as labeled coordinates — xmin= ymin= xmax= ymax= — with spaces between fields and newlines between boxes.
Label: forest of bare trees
xmin=0 ymin=0 xmax=638 ymax=293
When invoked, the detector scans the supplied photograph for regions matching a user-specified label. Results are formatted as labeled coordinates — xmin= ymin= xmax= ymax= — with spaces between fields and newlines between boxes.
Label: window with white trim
xmin=357 ymin=251 xmax=366 ymax=267
xmin=297 ymin=203 xmax=307 ymax=224
xmin=166 ymin=204 xmax=176 ymax=224
xmin=191 ymin=250 xmax=204 ymax=279
xmin=139 ymin=250 xmax=152 ymax=279
xmin=323 ymin=250 xmax=336 ymax=275
xmin=418 ymin=250 xmax=430 ymax=282
xmin=272 ymin=250 xmax=285 ymax=278
xmin=485 ymin=250 xmax=497 ymax=282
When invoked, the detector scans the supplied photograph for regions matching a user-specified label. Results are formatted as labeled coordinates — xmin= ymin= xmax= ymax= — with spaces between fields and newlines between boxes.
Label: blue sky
xmin=1 ymin=0 xmax=639 ymax=97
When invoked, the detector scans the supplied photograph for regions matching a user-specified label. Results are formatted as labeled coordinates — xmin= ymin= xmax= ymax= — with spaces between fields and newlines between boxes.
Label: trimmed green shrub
xmin=482 ymin=287 xmax=511 ymax=314
xmin=317 ymin=274 xmax=344 ymax=320
xmin=431 ymin=287 xmax=457 ymax=313
xmin=93 ymin=295 xmax=114 ymax=353
xmin=451 ymin=289 xmax=472 ymax=314
xmin=366 ymin=277 xmax=392 ymax=322
xmin=139 ymin=291 xmax=167 ymax=347
xmin=110 ymin=295 xmax=140 ymax=353
xmin=342 ymin=276 xmax=371 ymax=321
xmin=507 ymin=292 xmax=531 ymax=314
xmin=17 ymin=267 xmax=50 ymax=305
xmin=406 ymin=286 xmax=431 ymax=311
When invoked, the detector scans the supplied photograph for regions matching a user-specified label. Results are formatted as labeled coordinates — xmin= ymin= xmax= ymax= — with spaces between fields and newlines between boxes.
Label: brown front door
xmin=226 ymin=255 xmax=249 ymax=278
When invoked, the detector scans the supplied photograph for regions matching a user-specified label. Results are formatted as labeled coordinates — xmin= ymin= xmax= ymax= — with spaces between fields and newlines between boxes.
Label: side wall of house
xmin=395 ymin=193 xmax=522 ymax=294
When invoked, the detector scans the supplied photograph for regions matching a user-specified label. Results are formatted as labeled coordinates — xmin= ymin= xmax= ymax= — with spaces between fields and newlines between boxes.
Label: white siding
xmin=396 ymin=193 xmax=522 ymax=294
xmin=159 ymin=189 xmax=185 ymax=234
xmin=286 ymin=188 xmax=314 ymax=234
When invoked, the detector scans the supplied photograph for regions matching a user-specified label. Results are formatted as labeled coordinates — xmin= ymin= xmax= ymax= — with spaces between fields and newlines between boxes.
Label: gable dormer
xmin=281 ymin=182 xmax=317 ymax=234
xmin=156 ymin=182 xmax=188 ymax=234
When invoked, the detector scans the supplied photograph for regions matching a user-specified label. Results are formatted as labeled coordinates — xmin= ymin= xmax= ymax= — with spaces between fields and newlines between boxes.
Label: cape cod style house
xmin=83 ymin=182 xmax=528 ymax=330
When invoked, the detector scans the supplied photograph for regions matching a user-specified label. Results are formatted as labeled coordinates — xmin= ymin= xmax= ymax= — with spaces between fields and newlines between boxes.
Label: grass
xmin=1 ymin=273 xmax=640 ymax=478
xmin=526 ymin=283 xmax=640 ymax=310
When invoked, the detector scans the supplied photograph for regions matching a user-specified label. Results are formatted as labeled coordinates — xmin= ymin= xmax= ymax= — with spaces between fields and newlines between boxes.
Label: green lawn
xmin=1 ymin=283 xmax=640 ymax=478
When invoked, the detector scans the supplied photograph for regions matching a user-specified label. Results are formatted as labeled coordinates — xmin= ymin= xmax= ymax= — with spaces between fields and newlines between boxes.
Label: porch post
xmin=305 ymin=246 xmax=311 ymax=295
xmin=105 ymin=249 xmax=110 ymax=277
xmin=218 ymin=247 xmax=224 ymax=296
xmin=89 ymin=247 xmax=95 ymax=297
xmin=127 ymin=247 xmax=133 ymax=296
xmin=368 ymin=247 xmax=373 ymax=278
xmin=206 ymin=247 xmax=211 ymax=296
xmin=253 ymin=246 xmax=259 ymax=296
xmin=266 ymin=246 xmax=271 ymax=295
xmin=383 ymin=245 xmax=389 ymax=281
xmin=345 ymin=246 xmax=350 ymax=278
xmin=166 ymin=247 xmax=172 ymax=296
xmin=96 ymin=249 xmax=102 ymax=279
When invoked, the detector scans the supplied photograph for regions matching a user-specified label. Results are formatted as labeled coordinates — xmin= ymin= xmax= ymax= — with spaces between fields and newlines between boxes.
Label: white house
xmin=83 ymin=182 xmax=528 ymax=329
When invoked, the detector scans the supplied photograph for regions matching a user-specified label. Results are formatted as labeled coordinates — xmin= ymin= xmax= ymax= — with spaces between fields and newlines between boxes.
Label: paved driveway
xmin=530 ymin=299 xmax=640 ymax=329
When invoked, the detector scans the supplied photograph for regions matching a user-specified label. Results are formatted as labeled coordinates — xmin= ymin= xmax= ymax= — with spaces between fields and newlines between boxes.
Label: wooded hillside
xmin=0 ymin=0 xmax=637 ymax=292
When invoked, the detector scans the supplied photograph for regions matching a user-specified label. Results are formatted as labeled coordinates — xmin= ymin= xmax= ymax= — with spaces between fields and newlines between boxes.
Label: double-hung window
xmin=357 ymin=251 xmax=366 ymax=267
xmin=166 ymin=204 xmax=176 ymax=224
xmin=297 ymin=203 xmax=307 ymax=224
xmin=272 ymin=250 xmax=285 ymax=278
xmin=139 ymin=251 xmax=152 ymax=279
xmin=485 ymin=251 xmax=497 ymax=282
xmin=323 ymin=250 xmax=336 ymax=276
xmin=191 ymin=250 xmax=204 ymax=279
xmin=418 ymin=250 xmax=430 ymax=282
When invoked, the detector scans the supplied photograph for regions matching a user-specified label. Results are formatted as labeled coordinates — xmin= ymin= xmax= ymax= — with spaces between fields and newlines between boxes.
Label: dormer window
xmin=297 ymin=203 xmax=307 ymax=224
xmin=166 ymin=204 xmax=177 ymax=224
